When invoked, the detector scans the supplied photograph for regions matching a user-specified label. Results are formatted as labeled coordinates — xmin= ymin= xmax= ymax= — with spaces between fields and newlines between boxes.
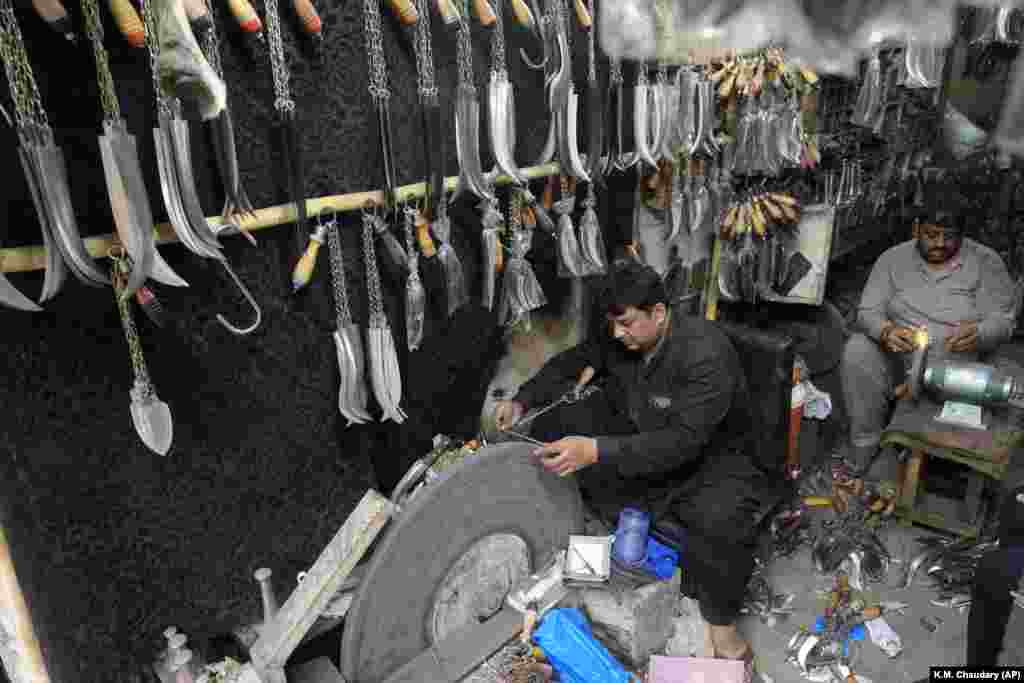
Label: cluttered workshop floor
xmin=459 ymin=511 xmax=1024 ymax=683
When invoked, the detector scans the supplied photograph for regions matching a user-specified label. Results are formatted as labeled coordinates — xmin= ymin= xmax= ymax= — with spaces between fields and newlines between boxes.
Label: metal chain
xmin=402 ymin=207 xmax=421 ymax=280
xmin=0 ymin=0 xmax=49 ymax=132
xmin=412 ymin=0 xmax=437 ymax=101
xmin=609 ymin=57 xmax=622 ymax=86
xmin=637 ymin=60 xmax=648 ymax=85
xmin=559 ymin=0 xmax=570 ymax=50
xmin=361 ymin=214 xmax=385 ymax=318
xmin=364 ymin=0 xmax=389 ymax=102
xmin=326 ymin=218 xmax=354 ymax=326
xmin=142 ymin=0 xmax=176 ymax=118
xmin=455 ymin=1 xmax=474 ymax=90
xmin=264 ymin=0 xmax=294 ymax=112
xmin=200 ymin=0 xmax=225 ymax=78
xmin=81 ymin=0 xmax=122 ymax=122
xmin=586 ymin=0 xmax=596 ymax=84
xmin=490 ymin=0 xmax=506 ymax=79
xmin=112 ymin=260 xmax=154 ymax=397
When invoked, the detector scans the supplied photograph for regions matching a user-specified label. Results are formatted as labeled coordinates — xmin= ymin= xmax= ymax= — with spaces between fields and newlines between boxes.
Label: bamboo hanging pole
xmin=0 ymin=163 xmax=562 ymax=274
xmin=0 ymin=524 xmax=52 ymax=683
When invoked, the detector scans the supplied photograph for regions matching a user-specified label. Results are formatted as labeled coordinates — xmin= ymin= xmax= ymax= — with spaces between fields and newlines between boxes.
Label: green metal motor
xmin=921 ymin=361 xmax=1024 ymax=406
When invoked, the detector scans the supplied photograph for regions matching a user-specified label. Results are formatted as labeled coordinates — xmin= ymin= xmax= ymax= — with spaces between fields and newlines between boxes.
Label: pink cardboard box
xmin=647 ymin=655 xmax=745 ymax=683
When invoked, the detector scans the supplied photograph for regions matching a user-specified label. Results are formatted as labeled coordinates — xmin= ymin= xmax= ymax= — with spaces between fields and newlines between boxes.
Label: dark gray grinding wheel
xmin=340 ymin=443 xmax=585 ymax=682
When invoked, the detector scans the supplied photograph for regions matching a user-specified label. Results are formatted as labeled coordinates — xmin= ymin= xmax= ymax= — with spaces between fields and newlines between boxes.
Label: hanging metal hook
xmin=216 ymin=261 xmax=262 ymax=335
xmin=519 ymin=0 xmax=549 ymax=69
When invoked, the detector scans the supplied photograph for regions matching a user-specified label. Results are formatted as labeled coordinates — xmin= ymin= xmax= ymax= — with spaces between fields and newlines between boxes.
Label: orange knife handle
xmin=472 ymin=0 xmax=496 ymax=27
xmin=107 ymin=0 xmax=144 ymax=48
xmin=182 ymin=0 xmax=209 ymax=22
xmin=30 ymin=0 xmax=68 ymax=23
xmin=573 ymin=0 xmax=591 ymax=29
xmin=292 ymin=0 xmax=322 ymax=36
xmin=387 ymin=0 xmax=418 ymax=25
xmin=508 ymin=0 xmax=534 ymax=30
xmin=226 ymin=0 xmax=263 ymax=34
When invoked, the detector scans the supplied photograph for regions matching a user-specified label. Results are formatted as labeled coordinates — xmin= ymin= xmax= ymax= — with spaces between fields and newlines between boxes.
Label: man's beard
xmin=918 ymin=239 xmax=962 ymax=263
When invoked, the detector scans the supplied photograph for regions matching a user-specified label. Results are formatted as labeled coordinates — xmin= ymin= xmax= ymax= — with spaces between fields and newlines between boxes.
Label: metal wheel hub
xmin=429 ymin=533 xmax=531 ymax=644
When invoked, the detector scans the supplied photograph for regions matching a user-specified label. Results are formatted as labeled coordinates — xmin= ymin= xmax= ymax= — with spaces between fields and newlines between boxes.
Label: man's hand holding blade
xmin=881 ymin=324 xmax=918 ymax=353
xmin=494 ymin=400 xmax=526 ymax=431
xmin=532 ymin=436 xmax=598 ymax=477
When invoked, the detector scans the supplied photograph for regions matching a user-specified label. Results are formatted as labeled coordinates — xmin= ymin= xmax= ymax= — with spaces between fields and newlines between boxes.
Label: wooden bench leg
xmin=897 ymin=449 xmax=926 ymax=524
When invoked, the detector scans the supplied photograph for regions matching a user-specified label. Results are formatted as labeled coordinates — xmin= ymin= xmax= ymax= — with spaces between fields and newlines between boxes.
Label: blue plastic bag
xmin=533 ymin=608 xmax=633 ymax=683
xmin=642 ymin=536 xmax=679 ymax=580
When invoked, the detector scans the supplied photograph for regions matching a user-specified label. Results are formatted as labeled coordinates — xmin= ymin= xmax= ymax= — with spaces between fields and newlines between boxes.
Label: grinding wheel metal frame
xmin=341 ymin=442 xmax=585 ymax=682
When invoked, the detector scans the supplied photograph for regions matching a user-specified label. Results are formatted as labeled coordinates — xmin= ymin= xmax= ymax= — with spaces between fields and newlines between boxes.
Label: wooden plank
xmin=0 ymin=524 xmax=52 ymax=683
xmin=0 ymin=164 xmax=561 ymax=274
xmin=251 ymin=490 xmax=394 ymax=672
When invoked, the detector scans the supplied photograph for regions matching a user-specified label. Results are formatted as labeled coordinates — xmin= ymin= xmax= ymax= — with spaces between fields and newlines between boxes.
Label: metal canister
xmin=923 ymin=361 xmax=1022 ymax=405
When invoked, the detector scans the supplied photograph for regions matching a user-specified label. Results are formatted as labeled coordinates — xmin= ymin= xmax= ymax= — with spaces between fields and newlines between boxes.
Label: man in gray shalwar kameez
xmin=841 ymin=203 xmax=1017 ymax=474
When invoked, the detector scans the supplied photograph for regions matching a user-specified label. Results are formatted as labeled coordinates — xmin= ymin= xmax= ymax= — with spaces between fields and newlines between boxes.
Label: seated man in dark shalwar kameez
xmin=493 ymin=260 xmax=772 ymax=671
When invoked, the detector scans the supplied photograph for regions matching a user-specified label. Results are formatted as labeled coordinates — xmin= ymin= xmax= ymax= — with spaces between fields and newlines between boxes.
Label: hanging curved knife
xmin=449 ymin=9 xmax=495 ymax=204
xmin=16 ymin=141 xmax=66 ymax=302
xmin=30 ymin=139 xmax=110 ymax=285
xmin=633 ymin=64 xmax=658 ymax=169
xmin=583 ymin=0 xmax=604 ymax=183
xmin=486 ymin=0 xmax=527 ymax=185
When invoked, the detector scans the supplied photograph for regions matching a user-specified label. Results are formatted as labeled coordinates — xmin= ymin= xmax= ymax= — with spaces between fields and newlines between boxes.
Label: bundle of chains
xmin=490 ymin=0 xmax=507 ymax=80
xmin=142 ymin=0 xmax=178 ymax=118
xmin=361 ymin=214 xmax=386 ymax=322
xmin=80 ymin=0 xmax=122 ymax=123
xmin=364 ymin=0 xmax=389 ymax=103
xmin=455 ymin=0 xmax=474 ymax=90
xmin=411 ymin=0 xmax=436 ymax=103
xmin=264 ymin=0 xmax=294 ymax=113
xmin=326 ymin=217 xmax=353 ymax=326
xmin=200 ymin=0 xmax=225 ymax=78
xmin=0 ymin=0 xmax=50 ymax=139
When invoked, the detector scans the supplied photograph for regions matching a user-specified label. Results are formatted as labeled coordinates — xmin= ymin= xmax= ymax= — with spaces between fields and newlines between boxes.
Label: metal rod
xmin=1 ymin=162 xmax=563 ymax=274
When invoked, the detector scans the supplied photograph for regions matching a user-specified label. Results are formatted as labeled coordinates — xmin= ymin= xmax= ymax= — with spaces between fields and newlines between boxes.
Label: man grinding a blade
xmin=493 ymin=260 xmax=778 ymax=677
xmin=840 ymin=192 xmax=1017 ymax=476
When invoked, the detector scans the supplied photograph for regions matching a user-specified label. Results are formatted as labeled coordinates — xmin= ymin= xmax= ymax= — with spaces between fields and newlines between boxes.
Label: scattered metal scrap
xmin=904 ymin=536 xmax=999 ymax=609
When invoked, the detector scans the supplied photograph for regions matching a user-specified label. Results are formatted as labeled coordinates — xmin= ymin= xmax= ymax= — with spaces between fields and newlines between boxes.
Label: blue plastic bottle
xmin=612 ymin=507 xmax=650 ymax=568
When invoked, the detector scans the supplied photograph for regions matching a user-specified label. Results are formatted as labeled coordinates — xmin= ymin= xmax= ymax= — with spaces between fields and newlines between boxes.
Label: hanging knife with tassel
xmin=554 ymin=174 xmax=584 ymax=277
xmin=326 ymin=215 xmax=373 ymax=426
xmin=450 ymin=0 xmax=495 ymax=204
xmin=191 ymin=0 xmax=259 ymax=244
xmin=362 ymin=210 xmax=407 ymax=424
xmin=402 ymin=206 xmax=426 ymax=350
xmin=479 ymin=196 xmax=504 ymax=311
xmin=83 ymin=0 xmax=189 ymax=301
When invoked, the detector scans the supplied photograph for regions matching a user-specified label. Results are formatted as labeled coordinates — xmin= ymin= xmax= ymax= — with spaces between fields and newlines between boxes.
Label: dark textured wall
xmin=0 ymin=2 xmax=637 ymax=680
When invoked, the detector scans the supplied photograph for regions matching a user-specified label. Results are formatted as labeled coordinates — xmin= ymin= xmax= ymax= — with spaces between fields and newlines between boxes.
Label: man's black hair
xmin=917 ymin=185 xmax=966 ymax=235
xmin=601 ymin=260 xmax=667 ymax=317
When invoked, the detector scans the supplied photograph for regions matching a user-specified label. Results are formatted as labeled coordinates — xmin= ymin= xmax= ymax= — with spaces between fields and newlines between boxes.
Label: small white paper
xmin=935 ymin=401 xmax=985 ymax=430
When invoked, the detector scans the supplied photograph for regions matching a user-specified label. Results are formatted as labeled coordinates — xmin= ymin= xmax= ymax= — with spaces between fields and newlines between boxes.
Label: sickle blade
xmin=38 ymin=144 xmax=109 ymax=285
xmin=168 ymin=117 xmax=224 ymax=256
xmin=18 ymin=144 xmax=66 ymax=301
